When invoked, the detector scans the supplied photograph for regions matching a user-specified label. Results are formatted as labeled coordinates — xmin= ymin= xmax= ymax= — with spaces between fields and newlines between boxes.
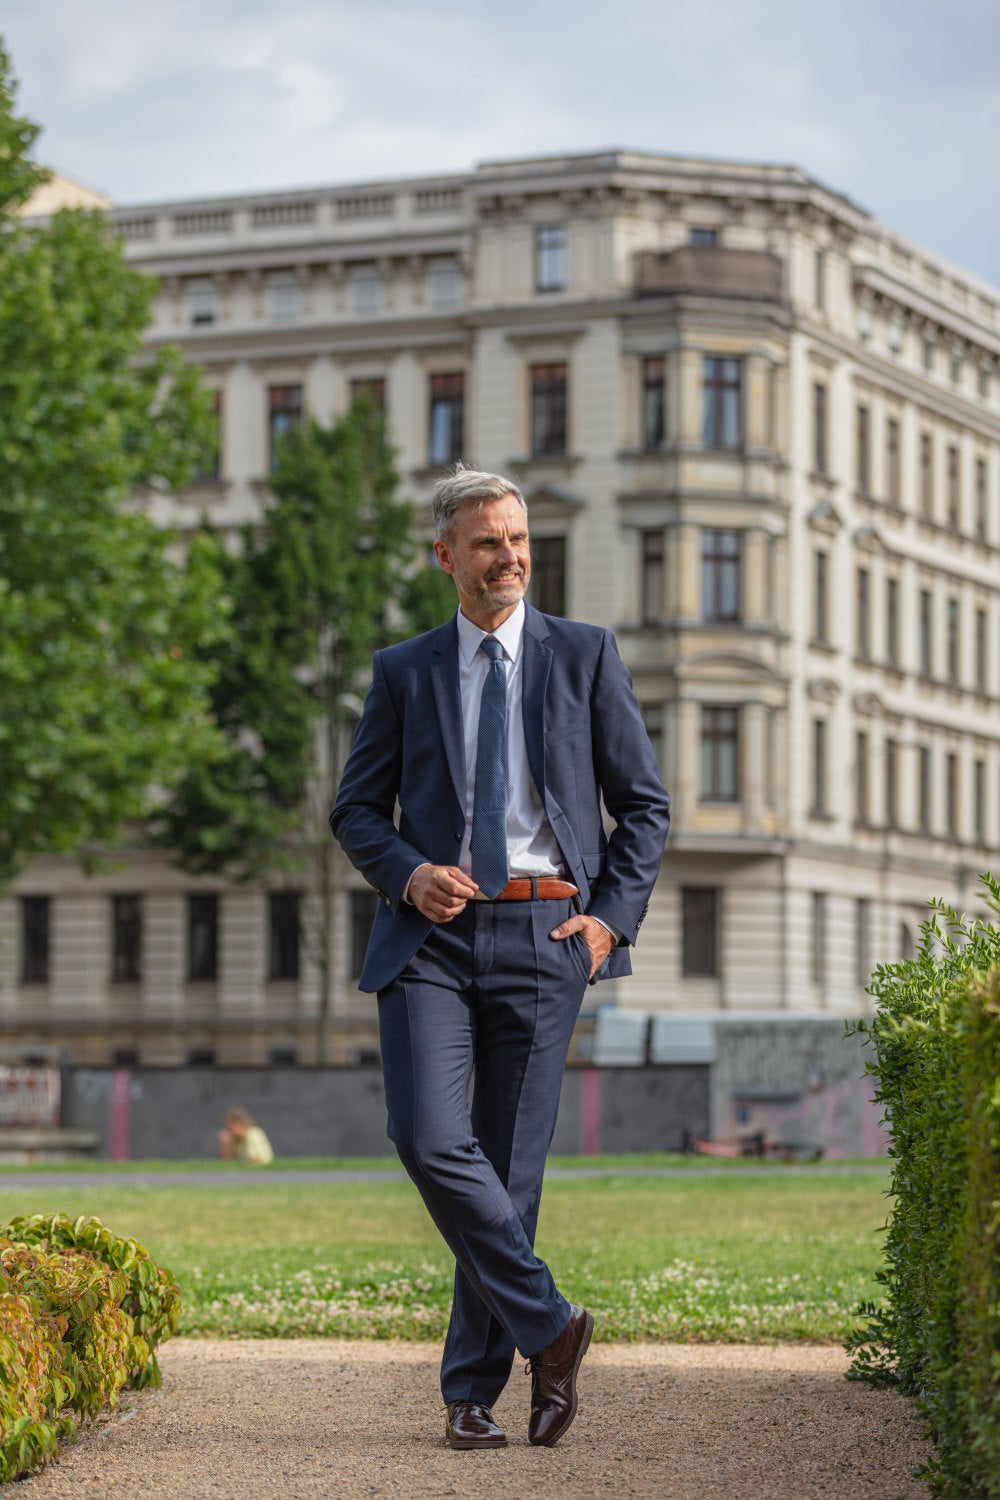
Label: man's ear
xmin=433 ymin=538 xmax=455 ymax=576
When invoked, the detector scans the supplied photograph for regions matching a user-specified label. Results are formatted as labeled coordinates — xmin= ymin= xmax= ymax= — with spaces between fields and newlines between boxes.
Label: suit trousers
xmin=377 ymin=896 xmax=591 ymax=1405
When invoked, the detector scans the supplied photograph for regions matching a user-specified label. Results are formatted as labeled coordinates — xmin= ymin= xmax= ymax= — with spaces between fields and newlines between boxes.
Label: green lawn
xmin=0 ymin=1165 xmax=890 ymax=1344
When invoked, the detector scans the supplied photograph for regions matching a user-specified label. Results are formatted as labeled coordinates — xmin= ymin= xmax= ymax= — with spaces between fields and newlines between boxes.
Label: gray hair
xmin=431 ymin=464 xmax=527 ymax=542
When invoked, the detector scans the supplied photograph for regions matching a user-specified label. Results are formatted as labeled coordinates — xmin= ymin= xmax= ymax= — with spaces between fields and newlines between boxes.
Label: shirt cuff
xmin=588 ymin=914 xmax=622 ymax=944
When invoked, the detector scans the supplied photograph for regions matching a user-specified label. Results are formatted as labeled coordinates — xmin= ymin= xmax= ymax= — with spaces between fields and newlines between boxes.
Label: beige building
xmin=3 ymin=149 xmax=999 ymax=1064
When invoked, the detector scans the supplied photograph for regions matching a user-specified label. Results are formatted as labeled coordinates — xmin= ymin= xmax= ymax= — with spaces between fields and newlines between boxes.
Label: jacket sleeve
xmin=329 ymin=651 xmax=428 ymax=913
xmin=584 ymin=630 xmax=670 ymax=945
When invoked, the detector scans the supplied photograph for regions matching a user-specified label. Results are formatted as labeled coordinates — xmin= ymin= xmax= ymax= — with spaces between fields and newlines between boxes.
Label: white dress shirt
xmin=453 ymin=601 xmax=562 ymax=879
xmin=404 ymin=604 xmax=619 ymax=943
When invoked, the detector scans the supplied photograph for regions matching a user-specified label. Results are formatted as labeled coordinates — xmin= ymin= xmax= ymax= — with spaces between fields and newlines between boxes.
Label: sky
xmin=3 ymin=0 xmax=1000 ymax=285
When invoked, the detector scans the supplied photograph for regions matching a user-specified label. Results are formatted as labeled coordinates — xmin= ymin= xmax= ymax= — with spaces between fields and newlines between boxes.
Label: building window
xmin=531 ymin=535 xmax=567 ymax=617
xmin=811 ymin=892 xmax=827 ymax=984
xmin=642 ymin=356 xmax=666 ymax=450
xmin=975 ymin=457 xmax=988 ymax=540
xmin=111 ymin=895 xmax=142 ymax=984
xmin=855 ymin=898 xmax=871 ymax=987
xmin=919 ymin=589 xmax=933 ymax=676
xmin=856 ymin=404 xmax=870 ymax=491
xmin=641 ymin=530 xmax=664 ymax=624
xmin=856 ymin=566 xmax=871 ymax=659
xmin=20 ymin=896 xmax=50 ymax=985
xmin=945 ymin=753 xmax=959 ymax=836
xmin=535 ymin=225 xmax=566 ymax=292
xmin=702 ymin=530 xmax=741 ymax=622
xmin=427 ymin=256 xmax=461 ymax=307
xmin=813 ymin=249 xmax=826 ymax=311
xmin=701 ymin=357 xmax=742 ymax=449
xmin=813 ymin=550 xmax=829 ymax=642
xmin=975 ymin=607 xmax=988 ymax=692
xmin=946 ymin=596 xmax=960 ymax=684
xmin=974 ymin=759 xmax=987 ymax=844
xmin=900 ymin=922 xmax=915 ymax=961
xmin=812 ymin=719 xmax=828 ymax=815
xmin=530 ymin=362 xmax=567 ymax=457
xmin=886 ymin=577 xmax=900 ymax=666
xmin=946 ymin=445 xmax=960 ymax=528
xmin=187 ymin=894 xmax=218 ymax=982
xmin=700 ymin=706 xmax=739 ymax=801
xmin=428 ymin=372 xmax=464 ymax=465
xmin=886 ymin=418 xmax=900 ymax=503
xmin=351 ymin=890 xmax=379 ymax=978
xmin=268 ymin=384 xmax=302 ymax=471
xmin=267 ymin=271 xmax=300 ymax=324
xmin=920 ymin=433 xmax=933 ymax=518
xmin=349 ymin=265 xmax=383 ymax=314
xmin=194 ymin=390 xmax=222 ymax=482
xmin=979 ymin=366 xmax=991 ymax=401
xmin=268 ymin=892 xmax=300 ymax=982
xmin=690 ymin=227 xmax=718 ymax=247
xmin=813 ymin=383 xmax=828 ymax=475
xmin=682 ymin=887 xmax=719 ymax=978
xmin=349 ymin=377 xmax=386 ymax=411
xmin=885 ymin=738 xmax=899 ymax=827
xmin=918 ymin=745 xmax=932 ymax=832
xmin=187 ymin=278 xmax=218 ymax=326
xmin=641 ymin=703 xmax=664 ymax=773
xmin=855 ymin=730 xmax=870 ymax=823
xmin=951 ymin=352 xmax=962 ymax=387
xmin=923 ymin=338 xmax=935 ymax=373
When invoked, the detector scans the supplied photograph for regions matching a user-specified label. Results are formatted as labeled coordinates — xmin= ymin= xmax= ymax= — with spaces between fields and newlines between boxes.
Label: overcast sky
xmin=3 ymin=0 xmax=999 ymax=285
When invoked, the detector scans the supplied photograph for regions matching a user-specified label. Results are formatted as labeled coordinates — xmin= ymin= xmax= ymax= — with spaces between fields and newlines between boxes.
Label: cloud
xmin=3 ymin=0 xmax=999 ymax=281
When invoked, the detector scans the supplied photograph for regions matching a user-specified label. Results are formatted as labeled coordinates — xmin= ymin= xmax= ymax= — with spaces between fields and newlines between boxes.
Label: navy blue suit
xmin=331 ymin=605 xmax=669 ymax=1402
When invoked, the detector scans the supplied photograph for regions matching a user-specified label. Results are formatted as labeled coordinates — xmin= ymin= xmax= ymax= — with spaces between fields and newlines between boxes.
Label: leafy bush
xmin=849 ymin=873 xmax=1000 ymax=1498
xmin=0 ymin=1215 xmax=180 ymax=1481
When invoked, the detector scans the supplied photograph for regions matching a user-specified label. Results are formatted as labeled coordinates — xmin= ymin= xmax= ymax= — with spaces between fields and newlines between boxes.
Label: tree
xmin=154 ymin=398 xmax=454 ymax=1060
xmin=0 ymin=43 xmax=225 ymax=888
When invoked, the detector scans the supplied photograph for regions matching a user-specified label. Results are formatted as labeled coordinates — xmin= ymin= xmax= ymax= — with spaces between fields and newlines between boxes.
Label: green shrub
xmin=0 ymin=1215 xmax=180 ymax=1481
xmin=849 ymin=873 xmax=1000 ymax=1498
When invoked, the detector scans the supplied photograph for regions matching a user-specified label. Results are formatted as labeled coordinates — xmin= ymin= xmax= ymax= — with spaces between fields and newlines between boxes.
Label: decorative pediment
xmin=854 ymin=524 xmax=888 ymax=556
xmin=807 ymin=498 xmax=845 ymax=536
xmin=677 ymin=650 xmax=783 ymax=682
xmin=853 ymin=691 xmax=885 ymax=718
xmin=525 ymin=485 xmax=587 ymax=522
xmin=807 ymin=677 xmax=841 ymax=704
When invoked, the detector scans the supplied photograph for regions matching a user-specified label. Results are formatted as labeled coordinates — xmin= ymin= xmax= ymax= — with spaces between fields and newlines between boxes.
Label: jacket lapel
xmin=521 ymin=605 xmax=551 ymax=800
xmin=430 ymin=617 xmax=466 ymax=815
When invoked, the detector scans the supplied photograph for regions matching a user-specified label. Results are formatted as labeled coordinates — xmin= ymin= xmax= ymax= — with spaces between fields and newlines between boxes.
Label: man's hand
xmin=408 ymin=864 xmax=479 ymax=923
xmin=549 ymin=913 xmax=614 ymax=979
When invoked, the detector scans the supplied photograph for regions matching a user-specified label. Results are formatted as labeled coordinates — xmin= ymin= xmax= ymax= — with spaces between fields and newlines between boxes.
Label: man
xmin=331 ymin=466 xmax=669 ymax=1450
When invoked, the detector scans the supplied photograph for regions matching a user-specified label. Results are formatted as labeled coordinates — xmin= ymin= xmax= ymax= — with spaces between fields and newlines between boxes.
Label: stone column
xmin=741 ymin=702 xmax=767 ymax=831
xmin=744 ymin=352 xmax=771 ymax=449
xmin=675 ymin=699 xmax=701 ymax=828
xmin=51 ymin=895 xmax=107 ymax=1012
xmin=142 ymin=895 xmax=185 ymax=1014
xmin=219 ymin=892 xmax=266 ymax=1014
xmin=677 ymin=349 xmax=703 ymax=446
xmin=676 ymin=523 xmax=701 ymax=620
xmin=743 ymin=528 xmax=768 ymax=624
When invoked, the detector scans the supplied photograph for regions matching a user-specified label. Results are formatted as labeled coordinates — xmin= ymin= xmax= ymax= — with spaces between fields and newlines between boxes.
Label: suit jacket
xmin=330 ymin=605 xmax=670 ymax=994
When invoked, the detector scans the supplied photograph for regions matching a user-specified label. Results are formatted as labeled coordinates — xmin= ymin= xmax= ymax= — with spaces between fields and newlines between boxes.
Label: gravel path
xmin=21 ymin=1338 xmax=930 ymax=1499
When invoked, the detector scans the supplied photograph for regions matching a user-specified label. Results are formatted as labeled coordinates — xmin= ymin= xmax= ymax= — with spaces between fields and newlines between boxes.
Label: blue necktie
xmin=470 ymin=637 xmax=509 ymax=899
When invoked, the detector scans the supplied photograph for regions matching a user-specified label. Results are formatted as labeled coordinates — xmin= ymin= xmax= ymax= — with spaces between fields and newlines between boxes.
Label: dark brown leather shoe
xmin=526 ymin=1304 xmax=594 ymax=1446
xmin=444 ymin=1401 xmax=508 ymax=1450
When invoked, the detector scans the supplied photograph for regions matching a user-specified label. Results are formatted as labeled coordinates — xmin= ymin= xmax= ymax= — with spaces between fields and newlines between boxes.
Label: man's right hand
xmin=408 ymin=864 xmax=479 ymax=923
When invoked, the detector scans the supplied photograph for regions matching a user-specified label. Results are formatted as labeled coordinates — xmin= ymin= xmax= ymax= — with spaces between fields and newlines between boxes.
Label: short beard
xmin=477 ymin=568 xmax=526 ymax=610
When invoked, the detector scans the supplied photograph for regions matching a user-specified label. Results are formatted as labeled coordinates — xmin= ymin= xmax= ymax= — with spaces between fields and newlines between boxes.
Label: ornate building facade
xmin=3 ymin=150 xmax=999 ymax=1063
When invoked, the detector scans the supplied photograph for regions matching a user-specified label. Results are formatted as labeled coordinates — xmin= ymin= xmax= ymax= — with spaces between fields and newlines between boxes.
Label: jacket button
xmin=454 ymin=833 xmax=461 ymax=842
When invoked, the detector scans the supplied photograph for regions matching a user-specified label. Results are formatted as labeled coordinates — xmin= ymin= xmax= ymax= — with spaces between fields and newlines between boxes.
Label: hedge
xmin=0 ymin=1214 xmax=180 ymax=1481
xmin=849 ymin=873 xmax=1000 ymax=1498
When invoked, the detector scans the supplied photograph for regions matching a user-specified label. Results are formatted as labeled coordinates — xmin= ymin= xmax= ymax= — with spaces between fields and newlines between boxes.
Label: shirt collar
xmin=456 ymin=599 xmax=525 ymax=667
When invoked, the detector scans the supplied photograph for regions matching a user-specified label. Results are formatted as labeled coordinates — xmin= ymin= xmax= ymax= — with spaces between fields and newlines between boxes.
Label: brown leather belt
xmin=473 ymin=878 xmax=579 ymax=902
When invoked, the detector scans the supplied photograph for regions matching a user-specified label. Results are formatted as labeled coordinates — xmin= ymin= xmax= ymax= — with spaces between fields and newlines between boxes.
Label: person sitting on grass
xmin=217 ymin=1108 xmax=273 ymax=1165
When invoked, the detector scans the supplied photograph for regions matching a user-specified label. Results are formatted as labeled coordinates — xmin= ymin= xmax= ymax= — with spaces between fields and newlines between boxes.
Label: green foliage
xmin=0 ymin=44 xmax=224 ymax=887
xmin=0 ymin=1213 xmax=180 ymax=1481
xmin=154 ymin=397 xmax=453 ymax=879
xmin=847 ymin=872 xmax=1000 ymax=1498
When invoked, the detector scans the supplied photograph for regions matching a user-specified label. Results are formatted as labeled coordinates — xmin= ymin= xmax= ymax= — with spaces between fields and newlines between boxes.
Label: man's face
xmin=434 ymin=494 xmax=531 ymax=624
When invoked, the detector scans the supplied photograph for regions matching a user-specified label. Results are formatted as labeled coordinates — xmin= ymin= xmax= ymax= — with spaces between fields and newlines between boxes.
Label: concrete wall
xmin=63 ymin=1064 xmax=710 ymax=1161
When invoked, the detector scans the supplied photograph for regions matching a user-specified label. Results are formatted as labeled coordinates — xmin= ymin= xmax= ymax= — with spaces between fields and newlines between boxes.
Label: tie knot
xmin=481 ymin=637 xmax=504 ymax=664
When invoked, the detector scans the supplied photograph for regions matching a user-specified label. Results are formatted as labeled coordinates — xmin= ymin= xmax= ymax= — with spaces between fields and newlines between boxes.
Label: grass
xmin=0 ymin=1152 xmax=887 ymax=1173
xmin=0 ymin=1164 xmax=890 ymax=1344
